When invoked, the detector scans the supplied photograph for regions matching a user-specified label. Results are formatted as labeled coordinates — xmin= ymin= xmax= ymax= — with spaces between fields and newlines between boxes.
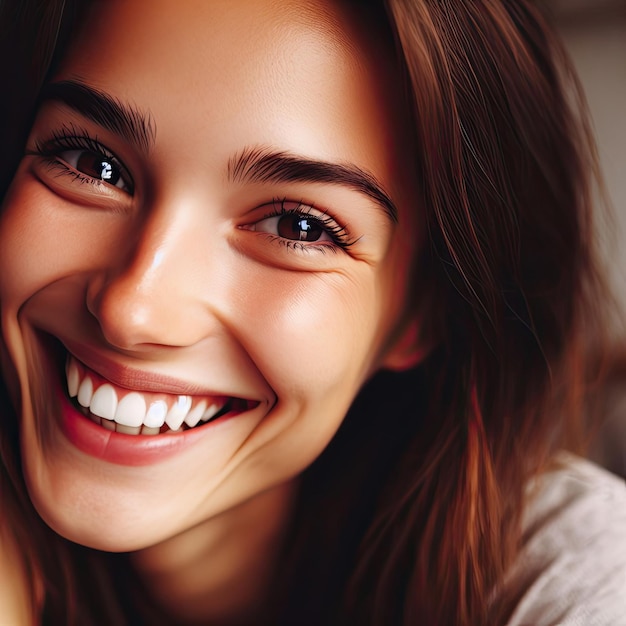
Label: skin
xmin=0 ymin=0 xmax=423 ymax=621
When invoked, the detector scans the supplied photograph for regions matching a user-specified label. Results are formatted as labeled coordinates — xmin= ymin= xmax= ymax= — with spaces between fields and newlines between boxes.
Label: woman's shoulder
xmin=497 ymin=453 xmax=626 ymax=626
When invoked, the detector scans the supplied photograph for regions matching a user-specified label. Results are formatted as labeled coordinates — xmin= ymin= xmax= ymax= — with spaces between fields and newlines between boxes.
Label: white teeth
xmin=165 ymin=395 xmax=192 ymax=431
xmin=184 ymin=400 xmax=207 ymax=428
xmin=90 ymin=384 xmax=118 ymax=420
xmin=66 ymin=360 xmax=80 ymax=398
xmin=114 ymin=393 xmax=146 ymax=428
xmin=77 ymin=377 xmax=93 ymax=408
xmin=144 ymin=400 xmax=168 ymax=429
xmin=201 ymin=403 xmax=221 ymax=422
xmin=67 ymin=356 xmax=237 ymax=435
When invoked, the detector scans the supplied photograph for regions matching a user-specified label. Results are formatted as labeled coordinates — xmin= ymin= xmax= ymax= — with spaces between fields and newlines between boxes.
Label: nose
xmin=87 ymin=207 xmax=222 ymax=350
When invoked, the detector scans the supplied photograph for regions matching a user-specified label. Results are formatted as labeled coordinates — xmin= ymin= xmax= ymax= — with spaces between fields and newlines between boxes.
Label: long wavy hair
xmin=0 ymin=1 xmax=607 ymax=624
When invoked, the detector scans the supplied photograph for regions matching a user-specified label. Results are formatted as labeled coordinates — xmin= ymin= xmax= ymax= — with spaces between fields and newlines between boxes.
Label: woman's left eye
xmin=58 ymin=149 xmax=131 ymax=192
xmin=242 ymin=201 xmax=353 ymax=251
xmin=252 ymin=213 xmax=333 ymax=243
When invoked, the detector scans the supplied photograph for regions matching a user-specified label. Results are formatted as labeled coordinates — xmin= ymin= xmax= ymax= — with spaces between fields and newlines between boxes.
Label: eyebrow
xmin=38 ymin=80 xmax=156 ymax=153
xmin=37 ymin=83 xmax=398 ymax=221
xmin=228 ymin=146 xmax=398 ymax=222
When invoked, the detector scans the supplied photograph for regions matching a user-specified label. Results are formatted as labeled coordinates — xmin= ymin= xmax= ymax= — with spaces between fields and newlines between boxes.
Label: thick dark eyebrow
xmin=38 ymin=80 xmax=156 ymax=153
xmin=228 ymin=146 xmax=398 ymax=223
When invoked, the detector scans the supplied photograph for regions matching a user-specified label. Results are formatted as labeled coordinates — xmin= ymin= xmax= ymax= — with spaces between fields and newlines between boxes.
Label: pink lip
xmin=57 ymin=384 xmax=243 ymax=467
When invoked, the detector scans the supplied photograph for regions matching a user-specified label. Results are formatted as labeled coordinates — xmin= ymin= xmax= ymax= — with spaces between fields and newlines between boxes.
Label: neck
xmin=131 ymin=480 xmax=298 ymax=625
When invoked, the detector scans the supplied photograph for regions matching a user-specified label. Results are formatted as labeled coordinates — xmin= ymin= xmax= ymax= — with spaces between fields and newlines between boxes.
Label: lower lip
xmin=57 ymin=386 xmax=238 ymax=467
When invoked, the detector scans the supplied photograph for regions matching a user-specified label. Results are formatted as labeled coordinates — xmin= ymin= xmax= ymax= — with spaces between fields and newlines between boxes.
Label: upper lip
xmin=60 ymin=337 xmax=258 ymax=400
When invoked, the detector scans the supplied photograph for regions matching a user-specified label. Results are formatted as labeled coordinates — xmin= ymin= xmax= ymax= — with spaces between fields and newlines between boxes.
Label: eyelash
xmin=256 ymin=199 xmax=357 ymax=252
xmin=29 ymin=125 xmax=134 ymax=193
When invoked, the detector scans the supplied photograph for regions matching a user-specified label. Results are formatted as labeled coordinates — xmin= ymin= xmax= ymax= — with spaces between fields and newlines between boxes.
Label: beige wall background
xmin=553 ymin=0 xmax=626 ymax=475
xmin=555 ymin=0 xmax=626 ymax=327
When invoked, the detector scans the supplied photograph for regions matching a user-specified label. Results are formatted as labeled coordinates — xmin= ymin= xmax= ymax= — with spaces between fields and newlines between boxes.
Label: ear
xmin=379 ymin=315 xmax=430 ymax=372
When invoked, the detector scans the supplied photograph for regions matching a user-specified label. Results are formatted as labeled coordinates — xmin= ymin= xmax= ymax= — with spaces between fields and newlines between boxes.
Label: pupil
xmin=277 ymin=215 xmax=323 ymax=241
xmin=76 ymin=151 xmax=120 ymax=185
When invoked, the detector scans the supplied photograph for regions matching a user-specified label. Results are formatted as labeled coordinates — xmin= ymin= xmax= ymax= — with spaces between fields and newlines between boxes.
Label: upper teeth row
xmin=66 ymin=358 xmax=226 ymax=431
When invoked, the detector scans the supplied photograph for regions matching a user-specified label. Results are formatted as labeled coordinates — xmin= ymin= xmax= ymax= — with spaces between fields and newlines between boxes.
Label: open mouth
xmin=65 ymin=354 xmax=257 ymax=436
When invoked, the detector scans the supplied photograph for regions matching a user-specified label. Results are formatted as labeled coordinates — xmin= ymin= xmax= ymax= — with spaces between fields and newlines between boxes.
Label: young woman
xmin=1 ymin=0 xmax=624 ymax=624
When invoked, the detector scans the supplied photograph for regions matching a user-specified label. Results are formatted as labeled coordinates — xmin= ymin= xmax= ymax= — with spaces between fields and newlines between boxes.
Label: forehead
xmin=66 ymin=0 xmax=361 ymax=76
xmin=55 ymin=0 xmax=413 ymax=206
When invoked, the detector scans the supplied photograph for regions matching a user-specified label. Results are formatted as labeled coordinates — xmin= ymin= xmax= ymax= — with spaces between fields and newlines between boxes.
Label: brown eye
xmin=59 ymin=149 xmax=133 ymax=193
xmin=247 ymin=212 xmax=333 ymax=244
xmin=277 ymin=214 xmax=324 ymax=241
xmin=75 ymin=151 xmax=122 ymax=186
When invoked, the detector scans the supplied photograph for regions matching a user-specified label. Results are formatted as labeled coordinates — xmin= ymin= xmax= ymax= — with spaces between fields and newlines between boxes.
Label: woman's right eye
xmin=56 ymin=150 xmax=133 ymax=194
xmin=56 ymin=149 xmax=133 ymax=194
xmin=29 ymin=130 xmax=135 ymax=196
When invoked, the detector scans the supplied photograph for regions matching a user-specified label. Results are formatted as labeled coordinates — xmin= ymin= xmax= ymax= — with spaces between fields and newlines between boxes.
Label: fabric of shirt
xmin=501 ymin=453 xmax=626 ymax=626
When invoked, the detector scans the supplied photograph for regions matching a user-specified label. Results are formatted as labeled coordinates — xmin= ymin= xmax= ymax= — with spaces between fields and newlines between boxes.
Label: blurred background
xmin=552 ymin=0 xmax=626 ymax=476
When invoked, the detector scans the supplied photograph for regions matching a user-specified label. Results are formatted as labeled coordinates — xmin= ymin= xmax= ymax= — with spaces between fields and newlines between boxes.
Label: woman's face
xmin=0 ymin=0 xmax=420 ymax=550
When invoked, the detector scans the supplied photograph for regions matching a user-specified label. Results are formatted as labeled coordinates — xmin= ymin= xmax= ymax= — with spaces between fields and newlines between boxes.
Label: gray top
xmin=500 ymin=453 xmax=626 ymax=626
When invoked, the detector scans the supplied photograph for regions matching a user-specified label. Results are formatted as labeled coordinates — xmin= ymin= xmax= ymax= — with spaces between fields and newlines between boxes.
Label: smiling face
xmin=0 ymin=0 xmax=421 ymax=551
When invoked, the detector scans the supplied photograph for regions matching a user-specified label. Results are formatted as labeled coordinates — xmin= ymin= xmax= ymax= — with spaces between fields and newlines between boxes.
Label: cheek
xmin=0 ymin=176 xmax=74 ymax=305
xmin=0 ymin=176 xmax=76 ymax=397
xmin=0 ymin=172 xmax=119 ymax=307
xmin=232 ymin=264 xmax=382 ymax=402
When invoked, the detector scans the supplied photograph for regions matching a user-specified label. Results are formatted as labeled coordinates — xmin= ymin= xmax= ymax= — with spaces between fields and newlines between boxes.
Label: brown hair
xmin=0 ymin=1 xmax=607 ymax=624
xmin=340 ymin=1 xmax=604 ymax=623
